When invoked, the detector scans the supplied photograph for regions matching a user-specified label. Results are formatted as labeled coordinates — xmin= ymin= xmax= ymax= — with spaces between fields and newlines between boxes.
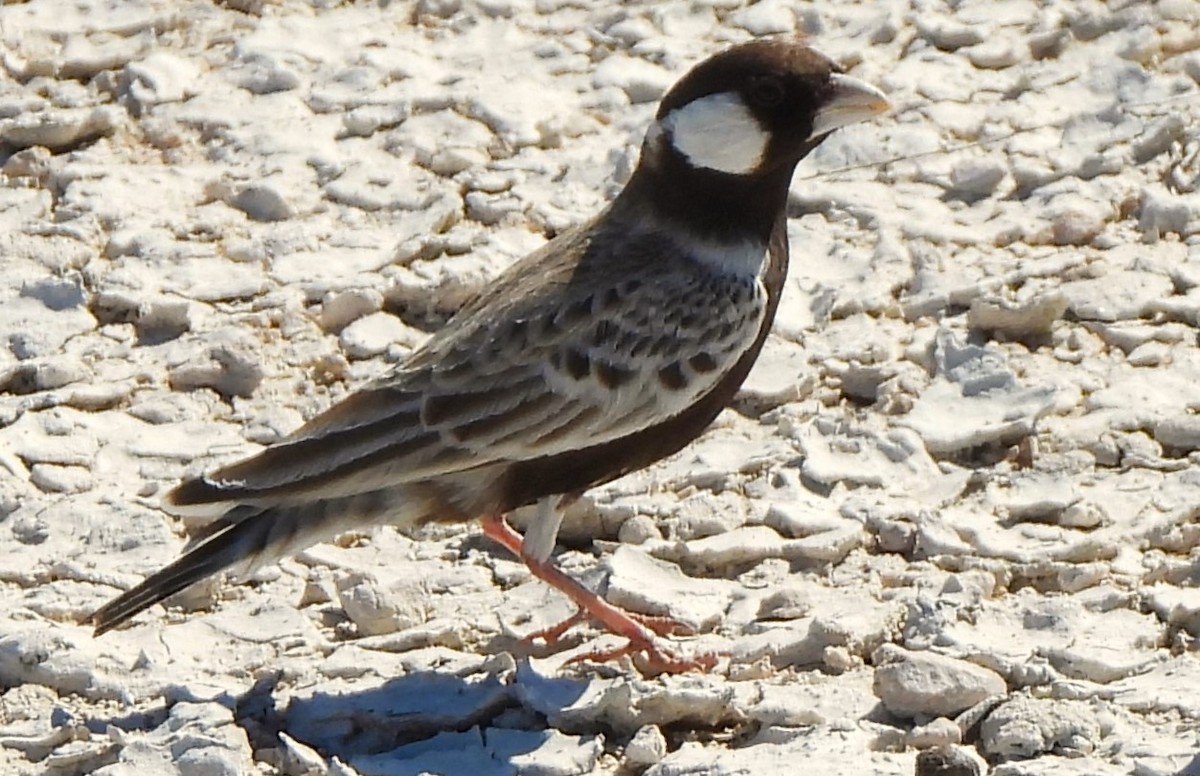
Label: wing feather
xmin=171 ymin=223 xmax=767 ymax=507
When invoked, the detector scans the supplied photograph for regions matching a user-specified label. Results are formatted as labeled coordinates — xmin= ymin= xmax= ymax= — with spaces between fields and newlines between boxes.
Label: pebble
xmin=232 ymin=57 xmax=303 ymax=95
xmin=968 ymin=291 xmax=1068 ymax=337
xmin=319 ymin=288 xmax=385 ymax=333
xmin=907 ymin=717 xmax=963 ymax=749
xmin=606 ymin=546 xmax=732 ymax=631
xmin=168 ymin=328 xmax=265 ymax=398
xmin=1139 ymin=185 xmax=1195 ymax=242
xmin=1143 ymin=587 xmax=1200 ymax=637
xmin=122 ymin=52 xmax=201 ymax=113
xmin=872 ymin=645 xmax=1007 ymax=719
xmin=9 ymin=421 xmax=98 ymax=468
xmin=964 ymin=38 xmax=1025 ymax=69
xmin=1060 ymin=270 xmax=1175 ymax=322
xmin=230 ymin=181 xmax=297 ymax=222
xmin=92 ymin=290 xmax=194 ymax=343
xmin=29 ymin=464 xmax=93 ymax=494
xmin=277 ymin=732 xmax=329 ymax=776
xmin=624 ymin=724 xmax=667 ymax=767
xmin=1051 ymin=208 xmax=1105 ymax=246
xmin=901 ymin=334 xmax=1057 ymax=455
xmin=979 ymin=696 xmax=1100 ymax=759
xmin=0 ymin=357 xmax=89 ymax=395
xmin=335 ymin=573 xmax=429 ymax=637
xmin=916 ymin=18 xmax=985 ymax=51
xmin=947 ymin=157 xmax=1007 ymax=199
xmin=617 ymin=513 xmax=661 ymax=545
xmin=591 ymin=55 xmax=673 ymax=104
xmin=605 ymin=17 xmax=659 ymax=46
xmin=0 ymin=106 xmax=121 ymax=151
xmin=341 ymin=103 xmax=411 ymax=138
xmin=729 ymin=0 xmax=796 ymax=35
xmin=338 ymin=311 xmax=418 ymax=359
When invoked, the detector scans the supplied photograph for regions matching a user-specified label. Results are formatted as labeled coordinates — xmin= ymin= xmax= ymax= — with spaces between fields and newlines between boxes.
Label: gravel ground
xmin=2 ymin=0 xmax=1199 ymax=774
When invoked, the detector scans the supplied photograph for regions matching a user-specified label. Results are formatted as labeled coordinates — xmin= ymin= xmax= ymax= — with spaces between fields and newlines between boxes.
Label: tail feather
xmin=90 ymin=508 xmax=274 ymax=636
xmin=89 ymin=488 xmax=415 ymax=636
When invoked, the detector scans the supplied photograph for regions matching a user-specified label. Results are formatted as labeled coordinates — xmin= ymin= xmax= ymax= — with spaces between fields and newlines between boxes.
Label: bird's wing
xmin=170 ymin=225 xmax=767 ymax=507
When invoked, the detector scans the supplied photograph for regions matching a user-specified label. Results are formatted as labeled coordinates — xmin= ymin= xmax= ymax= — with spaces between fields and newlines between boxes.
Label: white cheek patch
xmin=660 ymin=92 xmax=768 ymax=175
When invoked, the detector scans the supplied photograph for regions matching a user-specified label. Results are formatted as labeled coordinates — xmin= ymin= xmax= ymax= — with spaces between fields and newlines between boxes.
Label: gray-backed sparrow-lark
xmin=89 ymin=38 xmax=889 ymax=673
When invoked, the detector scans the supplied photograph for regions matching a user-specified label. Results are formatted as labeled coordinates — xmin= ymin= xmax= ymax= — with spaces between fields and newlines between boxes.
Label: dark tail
xmin=89 ymin=508 xmax=272 ymax=636
xmin=89 ymin=488 xmax=412 ymax=636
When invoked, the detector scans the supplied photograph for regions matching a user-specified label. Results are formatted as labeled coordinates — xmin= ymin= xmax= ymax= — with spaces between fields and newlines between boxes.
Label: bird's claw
xmin=523 ymin=608 xmax=694 ymax=647
xmin=566 ymin=637 xmax=720 ymax=674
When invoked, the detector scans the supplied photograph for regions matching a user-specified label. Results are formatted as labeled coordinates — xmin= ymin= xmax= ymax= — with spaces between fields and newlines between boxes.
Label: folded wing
xmin=170 ymin=227 xmax=767 ymax=509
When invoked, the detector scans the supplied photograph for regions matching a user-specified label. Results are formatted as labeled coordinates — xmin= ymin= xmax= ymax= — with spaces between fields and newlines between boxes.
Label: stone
xmin=873 ymin=645 xmax=1006 ymax=719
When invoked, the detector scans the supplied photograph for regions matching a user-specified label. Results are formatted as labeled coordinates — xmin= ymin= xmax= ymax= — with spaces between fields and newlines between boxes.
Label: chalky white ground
xmin=1 ymin=1 xmax=1199 ymax=774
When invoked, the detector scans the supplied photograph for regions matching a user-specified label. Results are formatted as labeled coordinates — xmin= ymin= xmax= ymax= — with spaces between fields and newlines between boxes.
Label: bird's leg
xmin=481 ymin=511 xmax=711 ymax=673
xmin=507 ymin=496 xmax=694 ymax=643
xmin=524 ymin=605 xmax=694 ymax=644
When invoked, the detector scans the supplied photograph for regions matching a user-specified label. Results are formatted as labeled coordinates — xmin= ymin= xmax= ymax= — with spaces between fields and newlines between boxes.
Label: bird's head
xmin=643 ymin=38 xmax=891 ymax=179
xmin=616 ymin=38 xmax=890 ymax=244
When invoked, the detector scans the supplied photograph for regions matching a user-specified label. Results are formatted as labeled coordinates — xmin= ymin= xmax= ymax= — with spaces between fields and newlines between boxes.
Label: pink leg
xmin=481 ymin=513 xmax=714 ymax=673
xmin=522 ymin=602 xmax=692 ymax=645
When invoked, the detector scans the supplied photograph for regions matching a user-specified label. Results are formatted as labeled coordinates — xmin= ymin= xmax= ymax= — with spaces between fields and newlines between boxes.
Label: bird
xmin=87 ymin=37 xmax=890 ymax=673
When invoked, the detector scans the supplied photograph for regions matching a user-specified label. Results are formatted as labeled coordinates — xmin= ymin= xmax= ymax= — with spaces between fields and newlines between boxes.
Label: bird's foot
xmin=482 ymin=513 xmax=712 ymax=674
xmin=521 ymin=609 xmax=588 ymax=647
xmin=524 ymin=608 xmax=693 ymax=648
xmin=567 ymin=637 xmax=720 ymax=674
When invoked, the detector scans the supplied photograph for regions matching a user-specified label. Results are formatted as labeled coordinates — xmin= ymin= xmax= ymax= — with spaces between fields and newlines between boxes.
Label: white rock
xmin=231 ymin=55 xmax=303 ymax=94
xmin=8 ymin=415 xmax=97 ymax=467
xmin=319 ymin=288 xmax=385 ymax=333
xmin=902 ymin=330 xmax=1056 ymax=455
xmin=605 ymin=546 xmax=733 ymax=631
xmin=979 ymin=696 xmax=1100 ymax=759
xmin=168 ymin=329 xmax=265 ymax=398
xmin=729 ymin=0 xmax=796 ymax=34
xmin=591 ymin=55 xmax=673 ymax=104
xmin=964 ymin=38 xmax=1025 ymax=69
xmin=29 ymin=464 xmax=93 ymax=494
xmin=1143 ymin=586 xmax=1200 ymax=637
xmin=427 ymin=146 xmax=489 ymax=177
xmin=0 ymin=357 xmax=89 ymax=395
xmin=872 ymin=645 xmax=1006 ymax=719
xmin=624 ymin=725 xmax=667 ymax=767
xmin=0 ymin=629 xmax=103 ymax=696
xmin=968 ymin=291 xmax=1068 ymax=337
xmin=230 ymin=180 xmax=296 ymax=222
xmin=335 ymin=572 xmax=428 ymax=637
xmin=617 ymin=514 xmax=660 ymax=545
xmin=0 ymin=105 xmax=121 ymax=150
xmin=1060 ymin=270 xmax=1175 ymax=322
xmin=906 ymin=717 xmax=962 ymax=749
xmin=916 ymin=17 xmax=985 ymax=50
xmin=605 ymin=17 xmax=659 ymax=46
xmin=1139 ymin=185 xmax=1196 ymax=241
xmin=341 ymin=103 xmax=410 ymax=138
xmin=288 ymin=673 xmax=512 ymax=753
xmin=338 ymin=311 xmax=418 ymax=359
xmin=948 ymin=157 xmax=1007 ymax=199
xmin=278 ymin=732 xmax=329 ymax=776
xmin=735 ymin=336 xmax=814 ymax=415
xmin=123 ymin=52 xmax=201 ymax=112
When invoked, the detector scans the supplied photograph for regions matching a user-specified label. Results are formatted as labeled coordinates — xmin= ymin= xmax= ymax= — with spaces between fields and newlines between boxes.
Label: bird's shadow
xmin=1178 ymin=754 xmax=1200 ymax=776
xmin=239 ymin=661 xmax=595 ymax=773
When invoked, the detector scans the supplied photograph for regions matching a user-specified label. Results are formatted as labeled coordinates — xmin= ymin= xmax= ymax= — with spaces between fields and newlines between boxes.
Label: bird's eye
xmin=749 ymin=76 xmax=785 ymax=107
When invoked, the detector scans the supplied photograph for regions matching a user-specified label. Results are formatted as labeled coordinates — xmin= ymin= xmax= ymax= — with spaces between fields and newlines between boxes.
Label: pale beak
xmin=808 ymin=73 xmax=891 ymax=139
